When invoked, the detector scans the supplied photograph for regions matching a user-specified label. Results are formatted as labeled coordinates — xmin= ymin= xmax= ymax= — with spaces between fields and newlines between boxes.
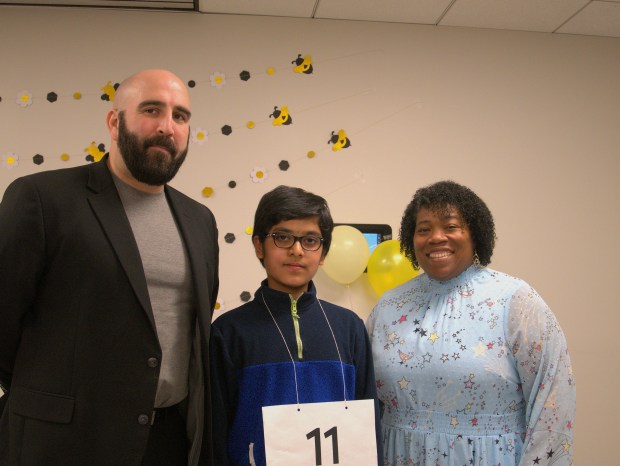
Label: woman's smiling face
xmin=413 ymin=206 xmax=474 ymax=281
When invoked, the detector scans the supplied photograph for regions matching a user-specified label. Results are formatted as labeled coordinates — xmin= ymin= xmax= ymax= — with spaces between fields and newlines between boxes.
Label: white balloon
xmin=322 ymin=225 xmax=370 ymax=285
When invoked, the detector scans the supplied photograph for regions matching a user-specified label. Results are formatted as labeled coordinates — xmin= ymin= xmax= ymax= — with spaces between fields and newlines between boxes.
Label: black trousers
xmin=142 ymin=403 xmax=188 ymax=466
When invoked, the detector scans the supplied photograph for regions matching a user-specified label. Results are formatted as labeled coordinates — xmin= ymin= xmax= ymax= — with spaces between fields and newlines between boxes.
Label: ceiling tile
xmin=440 ymin=0 xmax=590 ymax=33
xmin=198 ymin=0 xmax=316 ymax=16
xmin=556 ymin=1 xmax=620 ymax=37
xmin=314 ymin=0 xmax=454 ymax=24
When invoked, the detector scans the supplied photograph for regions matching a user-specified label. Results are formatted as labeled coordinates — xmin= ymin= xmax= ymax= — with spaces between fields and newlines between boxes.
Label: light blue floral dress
xmin=366 ymin=266 xmax=575 ymax=466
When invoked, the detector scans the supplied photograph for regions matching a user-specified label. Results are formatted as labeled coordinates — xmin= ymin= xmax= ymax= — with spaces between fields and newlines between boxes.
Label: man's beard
xmin=117 ymin=112 xmax=189 ymax=186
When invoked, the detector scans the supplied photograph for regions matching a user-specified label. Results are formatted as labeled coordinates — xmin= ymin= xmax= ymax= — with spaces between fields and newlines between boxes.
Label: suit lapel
xmin=86 ymin=158 xmax=156 ymax=331
xmin=166 ymin=188 xmax=211 ymax=322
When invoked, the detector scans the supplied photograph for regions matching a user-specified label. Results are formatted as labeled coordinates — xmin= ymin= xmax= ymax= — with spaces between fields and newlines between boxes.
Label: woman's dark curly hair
xmin=399 ymin=180 xmax=496 ymax=269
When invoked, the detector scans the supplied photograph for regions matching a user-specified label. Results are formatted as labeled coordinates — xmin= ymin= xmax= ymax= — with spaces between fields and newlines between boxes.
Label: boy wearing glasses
xmin=210 ymin=185 xmax=381 ymax=466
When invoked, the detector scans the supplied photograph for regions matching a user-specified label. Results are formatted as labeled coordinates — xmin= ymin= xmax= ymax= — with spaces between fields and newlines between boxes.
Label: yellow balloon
xmin=322 ymin=225 xmax=370 ymax=285
xmin=367 ymin=240 xmax=419 ymax=296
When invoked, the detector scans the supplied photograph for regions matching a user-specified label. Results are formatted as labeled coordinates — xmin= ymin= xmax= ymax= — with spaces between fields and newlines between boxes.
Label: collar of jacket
xmin=255 ymin=279 xmax=318 ymax=315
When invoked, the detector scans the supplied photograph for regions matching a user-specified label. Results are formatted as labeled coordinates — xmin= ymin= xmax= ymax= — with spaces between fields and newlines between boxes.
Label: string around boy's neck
xmin=259 ymin=290 xmax=349 ymax=408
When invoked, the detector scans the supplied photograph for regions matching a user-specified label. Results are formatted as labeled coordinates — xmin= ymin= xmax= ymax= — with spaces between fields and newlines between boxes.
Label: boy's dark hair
xmin=399 ymin=180 xmax=496 ymax=269
xmin=253 ymin=185 xmax=334 ymax=258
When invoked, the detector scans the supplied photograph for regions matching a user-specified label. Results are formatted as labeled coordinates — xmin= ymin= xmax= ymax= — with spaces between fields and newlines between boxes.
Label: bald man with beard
xmin=0 ymin=70 xmax=219 ymax=465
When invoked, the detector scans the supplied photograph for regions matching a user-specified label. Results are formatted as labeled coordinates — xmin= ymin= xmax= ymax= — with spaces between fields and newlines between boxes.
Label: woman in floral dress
xmin=366 ymin=180 xmax=575 ymax=465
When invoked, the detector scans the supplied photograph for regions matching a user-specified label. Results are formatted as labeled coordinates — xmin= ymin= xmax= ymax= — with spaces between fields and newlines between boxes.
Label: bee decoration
xmin=270 ymin=106 xmax=293 ymax=126
xmin=292 ymin=54 xmax=313 ymax=74
xmin=328 ymin=129 xmax=351 ymax=151
xmin=100 ymin=81 xmax=119 ymax=101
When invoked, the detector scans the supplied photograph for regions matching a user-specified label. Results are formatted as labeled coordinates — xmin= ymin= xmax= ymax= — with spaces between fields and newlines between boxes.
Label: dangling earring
xmin=473 ymin=251 xmax=481 ymax=267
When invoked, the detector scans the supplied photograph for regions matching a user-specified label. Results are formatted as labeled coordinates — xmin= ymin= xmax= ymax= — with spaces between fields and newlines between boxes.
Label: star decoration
xmin=397 ymin=349 xmax=412 ymax=364
xmin=473 ymin=341 xmax=487 ymax=356
xmin=428 ymin=332 xmax=439 ymax=343
xmin=398 ymin=377 xmax=410 ymax=390
xmin=450 ymin=416 xmax=459 ymax=427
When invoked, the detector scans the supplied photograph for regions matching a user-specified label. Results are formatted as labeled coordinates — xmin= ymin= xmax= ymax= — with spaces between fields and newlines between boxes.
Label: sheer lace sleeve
xmin=506 ymin=285 xmax=576 ymax=465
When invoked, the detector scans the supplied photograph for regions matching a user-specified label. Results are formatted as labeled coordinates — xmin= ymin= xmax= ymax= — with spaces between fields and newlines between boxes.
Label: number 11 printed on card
xmin=262 ymin=399 xmax=377 ymax=466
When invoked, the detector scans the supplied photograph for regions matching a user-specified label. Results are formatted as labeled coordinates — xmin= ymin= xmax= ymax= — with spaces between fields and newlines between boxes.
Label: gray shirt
xmin=114 ymin=176 xmax=194 ymax=408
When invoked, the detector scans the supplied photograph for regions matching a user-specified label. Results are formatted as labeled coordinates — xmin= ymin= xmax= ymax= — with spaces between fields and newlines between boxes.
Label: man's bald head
xmin=113 ymin=69 xmax=190 ymax=113
xmin=106 ymin=69 xmax=192 ymax=193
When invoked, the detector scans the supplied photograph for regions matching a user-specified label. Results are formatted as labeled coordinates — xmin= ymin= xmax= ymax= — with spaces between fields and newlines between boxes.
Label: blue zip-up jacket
xmin=210 ymin=280 xmax=383 ymax=465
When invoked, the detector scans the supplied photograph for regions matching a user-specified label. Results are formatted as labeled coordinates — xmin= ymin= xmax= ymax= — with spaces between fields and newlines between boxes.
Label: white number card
xmin=262 ymin=399 xmax=377 ymax=466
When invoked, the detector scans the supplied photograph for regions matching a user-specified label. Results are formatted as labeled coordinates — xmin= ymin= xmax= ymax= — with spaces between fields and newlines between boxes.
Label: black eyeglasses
xmin=264 ymin=232 xmax=324 ymax=251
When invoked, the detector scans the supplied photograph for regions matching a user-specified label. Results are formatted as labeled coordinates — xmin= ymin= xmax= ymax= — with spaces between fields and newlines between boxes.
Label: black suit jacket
xmin=0 ymin=157 xmax=219 ymax=465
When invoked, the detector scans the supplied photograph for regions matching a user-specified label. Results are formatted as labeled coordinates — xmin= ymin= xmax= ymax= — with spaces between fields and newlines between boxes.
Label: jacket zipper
xmin=290 ymin=296 xmax=303 ymax=359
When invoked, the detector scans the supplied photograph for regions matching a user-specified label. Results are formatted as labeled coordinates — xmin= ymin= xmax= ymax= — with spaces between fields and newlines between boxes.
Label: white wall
xmin=1 ymin=7 xmax=619 ymax=463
